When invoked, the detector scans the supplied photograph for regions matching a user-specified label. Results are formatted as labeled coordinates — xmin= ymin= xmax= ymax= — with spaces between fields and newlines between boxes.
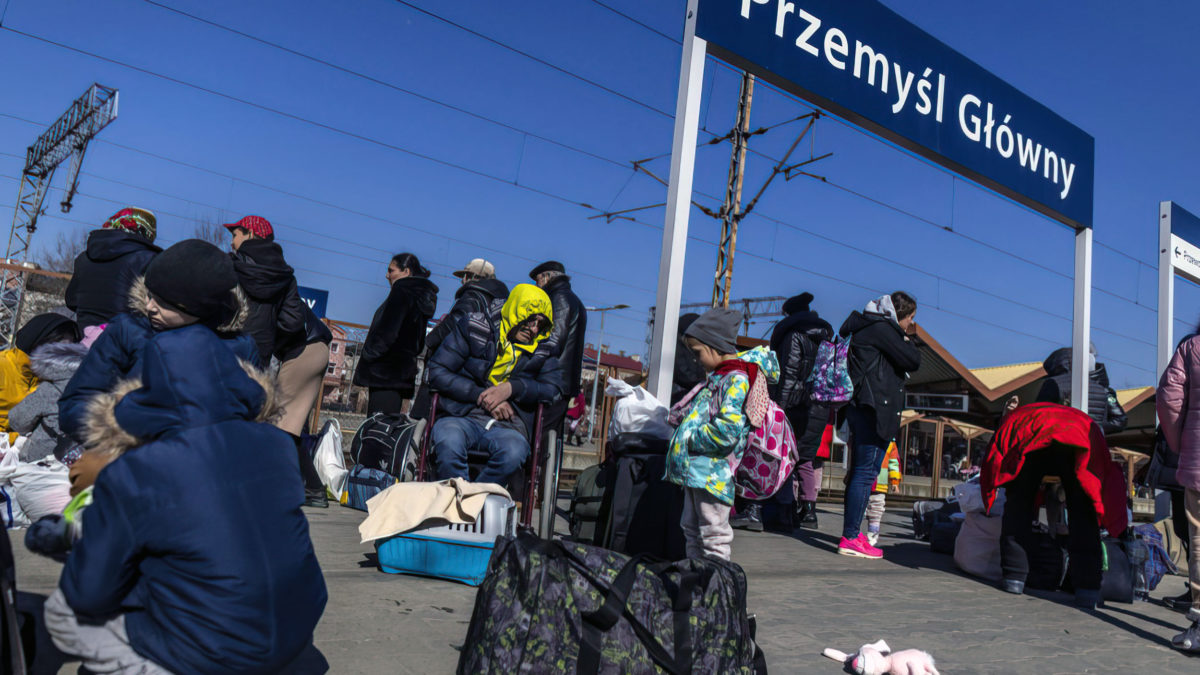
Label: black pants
xmin=1001 ymin=448 xmax=1102 ymax=591
xmin=368 ymin=387 xmax=410 ymax=415
xmin=291 ymin=434 xmax=324 ymax=492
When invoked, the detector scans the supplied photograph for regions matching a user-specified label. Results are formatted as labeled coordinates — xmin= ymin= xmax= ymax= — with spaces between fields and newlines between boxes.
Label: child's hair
xmin=391 ymin=252 xmax=430 ymax=278
xmin=38 ymin=325 xmax=81 ymax=348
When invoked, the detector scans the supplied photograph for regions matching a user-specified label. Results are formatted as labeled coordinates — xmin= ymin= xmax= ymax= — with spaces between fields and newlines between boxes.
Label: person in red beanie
xmin=980 ymin=402 xmax=1128 ymax=608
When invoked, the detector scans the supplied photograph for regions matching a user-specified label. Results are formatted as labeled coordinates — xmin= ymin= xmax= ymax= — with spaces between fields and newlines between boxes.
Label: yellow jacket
xmin=0 ymin=348 xmax=37 ymax=440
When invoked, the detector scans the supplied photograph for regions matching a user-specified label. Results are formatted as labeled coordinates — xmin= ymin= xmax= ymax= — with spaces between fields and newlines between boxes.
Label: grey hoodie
xmin=9 ymin=341 xmax=89 ymax=461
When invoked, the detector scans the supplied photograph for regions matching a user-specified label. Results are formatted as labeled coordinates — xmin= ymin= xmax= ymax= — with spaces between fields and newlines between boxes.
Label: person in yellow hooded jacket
xmin=427 ymin=283 xmax=565 ymax=485
xmin=0 ymin=314 xmax=82 ymax=442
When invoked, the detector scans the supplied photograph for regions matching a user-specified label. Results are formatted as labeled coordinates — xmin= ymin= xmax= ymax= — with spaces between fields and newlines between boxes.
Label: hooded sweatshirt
xmin=839 ymin=295 xmax=921 ymax=442
xmin=65 ymin=230 xmax=162 ymax=329
xmin=60 ymin=325 xmax=327 ymax=674
xmin=8 ymin=342 xmax=88 ymax=461
xmin=231 ymin=239 xmax=306 ymax=365
xmin=489 ymin=284 xmax=553 ymax=384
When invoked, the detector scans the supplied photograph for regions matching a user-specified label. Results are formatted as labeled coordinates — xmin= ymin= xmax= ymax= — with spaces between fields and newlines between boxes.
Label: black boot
xmin=730 ymin=504 xmax=764 ymax=532
xmin=797 ymin=501 xmax=819 ymax=529
xmin=292 ymin=433 xmax=329 ymax=508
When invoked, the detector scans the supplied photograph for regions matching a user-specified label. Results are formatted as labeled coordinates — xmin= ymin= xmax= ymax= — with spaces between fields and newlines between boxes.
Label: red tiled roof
xmin=583 ymin=347 xmax=644 ymax=373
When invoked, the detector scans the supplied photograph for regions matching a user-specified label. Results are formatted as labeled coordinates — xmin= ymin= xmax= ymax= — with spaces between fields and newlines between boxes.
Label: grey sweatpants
xmin=44 ymin=589 xmax=172 ymax=674
xmin=681 ymin=487 xmax=734 ymax=561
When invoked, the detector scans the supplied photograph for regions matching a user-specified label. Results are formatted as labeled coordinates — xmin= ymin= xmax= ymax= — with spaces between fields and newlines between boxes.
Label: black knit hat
xmin=144 ymin=239 xmax=238 ymax=322
xmin=782 ymin=292 xmax=814 ymax=316
xmin=14 ymin=313 xmax=80 ymax=354
xmin=528 ymin=260 xmax=565 ymax=280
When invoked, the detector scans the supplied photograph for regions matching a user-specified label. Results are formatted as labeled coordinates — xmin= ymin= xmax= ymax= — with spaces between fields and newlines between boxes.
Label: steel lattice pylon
xmin=1 ymin=84 xmax=118 ymax=346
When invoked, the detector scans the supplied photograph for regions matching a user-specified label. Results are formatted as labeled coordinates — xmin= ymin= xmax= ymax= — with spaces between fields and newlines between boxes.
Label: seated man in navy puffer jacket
xmin=43 ymin=324 xmax=328 ymax=674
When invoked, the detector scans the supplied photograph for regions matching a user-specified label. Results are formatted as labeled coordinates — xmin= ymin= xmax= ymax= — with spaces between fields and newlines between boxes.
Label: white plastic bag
xmin=605 ymin=377 xmax=672 ymax=440
xmin=10 ymin=458 xmax=71 ymax=521
xmin=313 ymin=418 xmax=348 ymax=499
xmin=0 ymin=485 xmax=30 ymax=529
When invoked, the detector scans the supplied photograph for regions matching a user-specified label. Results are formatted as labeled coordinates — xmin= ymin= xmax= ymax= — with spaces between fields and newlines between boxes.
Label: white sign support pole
xmin=1071 ymin=227 xmax=1093 ymax=414
xmin=647 ymin=0 xmax=705 ymax=404
xmin=1158 ymin=201 xmax=1175 ymax=382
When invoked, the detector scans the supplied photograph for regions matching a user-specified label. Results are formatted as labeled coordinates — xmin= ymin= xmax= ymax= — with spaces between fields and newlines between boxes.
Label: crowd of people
xmin=0 ymin=201 xmax=1196 ymax=670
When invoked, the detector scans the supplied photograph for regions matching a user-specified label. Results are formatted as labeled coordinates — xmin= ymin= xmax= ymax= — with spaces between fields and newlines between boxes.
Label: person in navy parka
xmin=57 ymin=239 xmax=260 ymax=446
xmin=43 ymin=323 xmax=328 ymax=674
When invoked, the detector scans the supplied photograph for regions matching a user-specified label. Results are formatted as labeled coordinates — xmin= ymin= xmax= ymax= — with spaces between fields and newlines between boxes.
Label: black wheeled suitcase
xmin=595 ymin=451 xmax=686 ymax=560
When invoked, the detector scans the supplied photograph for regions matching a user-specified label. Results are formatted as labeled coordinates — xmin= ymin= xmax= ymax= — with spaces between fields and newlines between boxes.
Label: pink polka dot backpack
xmin=735 ymin=396 xmax=798 ymax=500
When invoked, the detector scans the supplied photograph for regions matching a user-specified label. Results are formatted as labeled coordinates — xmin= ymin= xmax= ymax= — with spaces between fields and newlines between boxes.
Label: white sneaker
xmin=867 ymin=532 xmax=879 ymax=547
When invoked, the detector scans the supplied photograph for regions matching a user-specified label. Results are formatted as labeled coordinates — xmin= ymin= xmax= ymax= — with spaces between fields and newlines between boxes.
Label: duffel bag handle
xmin=578 ymin=554 xmax=697 ymax=675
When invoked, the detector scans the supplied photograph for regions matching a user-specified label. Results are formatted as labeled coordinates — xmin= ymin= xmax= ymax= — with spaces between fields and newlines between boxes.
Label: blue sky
xmin=0 ymin=0 xmax=1196 ymax=388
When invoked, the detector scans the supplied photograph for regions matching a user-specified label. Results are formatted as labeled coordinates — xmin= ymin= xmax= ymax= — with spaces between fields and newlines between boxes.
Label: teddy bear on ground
xmin=823 ymin=639 xmax=940 ymax=675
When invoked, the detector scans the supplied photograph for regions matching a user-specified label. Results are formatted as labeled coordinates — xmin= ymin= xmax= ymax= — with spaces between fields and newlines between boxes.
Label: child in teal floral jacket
xmin=665 ymin=309 xmax=780 ymax=560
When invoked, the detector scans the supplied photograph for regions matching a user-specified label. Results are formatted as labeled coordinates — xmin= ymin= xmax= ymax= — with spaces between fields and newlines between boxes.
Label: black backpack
xmin=594 ymin=435 xmax=687 ymax=560
xmin=350 ymin=413 xmax=418 ymax=480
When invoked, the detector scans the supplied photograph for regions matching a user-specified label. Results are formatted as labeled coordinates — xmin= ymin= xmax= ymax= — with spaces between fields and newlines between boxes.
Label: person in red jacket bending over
xmin=980 ymin=401 xmax=1128 ymax=610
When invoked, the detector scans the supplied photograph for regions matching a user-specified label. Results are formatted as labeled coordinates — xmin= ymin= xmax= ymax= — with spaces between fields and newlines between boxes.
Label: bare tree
xmin=193 ymin=217 xmax=228 ymax=248
xmin=36 ymin=228 xmax=89 ymax=273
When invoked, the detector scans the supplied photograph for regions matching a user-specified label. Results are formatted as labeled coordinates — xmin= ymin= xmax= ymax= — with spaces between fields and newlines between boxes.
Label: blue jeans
xmin=432 ymin=416 xmax=529 ymax=486
xmin=842 ymin=406 xmax=888 ymax=540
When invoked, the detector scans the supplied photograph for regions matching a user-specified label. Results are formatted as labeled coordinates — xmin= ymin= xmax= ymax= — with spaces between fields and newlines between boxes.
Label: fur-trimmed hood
xmin=128 ymin=275 xmax=249 ymax=334
xmin=28 ymin=341 xmax=89 ymax=382
xmin=83 ymin=325 xmax=281 ymax=457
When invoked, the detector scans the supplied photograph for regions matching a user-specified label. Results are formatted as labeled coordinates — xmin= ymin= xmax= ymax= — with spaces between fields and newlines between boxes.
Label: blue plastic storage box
xmin=375 ymin=494 xmax=515 ymax=586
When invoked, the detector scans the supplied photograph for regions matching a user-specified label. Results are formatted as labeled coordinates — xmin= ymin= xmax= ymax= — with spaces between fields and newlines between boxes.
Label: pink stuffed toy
xmin=823 ymin=640 xmax=939 ymax=675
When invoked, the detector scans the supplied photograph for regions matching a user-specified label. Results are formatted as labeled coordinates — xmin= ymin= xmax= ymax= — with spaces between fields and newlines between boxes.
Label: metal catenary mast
xmin=1 ymin=84 xmax=118 ymax=345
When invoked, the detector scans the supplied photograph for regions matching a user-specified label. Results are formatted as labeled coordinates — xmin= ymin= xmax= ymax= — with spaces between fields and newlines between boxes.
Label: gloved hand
xmin=24 ymin=515 xmax=72 ymax=563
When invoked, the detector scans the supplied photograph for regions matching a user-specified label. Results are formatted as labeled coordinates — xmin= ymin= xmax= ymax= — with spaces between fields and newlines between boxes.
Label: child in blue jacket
xmin=664 ymin=308 xmax=779 ymax=560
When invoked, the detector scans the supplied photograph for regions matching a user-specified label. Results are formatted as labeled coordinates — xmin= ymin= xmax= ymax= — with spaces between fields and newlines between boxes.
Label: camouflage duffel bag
xmin=457 ymin=531 xmax=763 ymax=674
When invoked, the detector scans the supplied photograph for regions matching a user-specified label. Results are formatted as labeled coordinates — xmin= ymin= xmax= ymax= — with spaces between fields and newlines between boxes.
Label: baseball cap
xmin=222 ymin=215 xmax=274 ymax=239
xmin=453 ymin=258 xmax=495 ymax=279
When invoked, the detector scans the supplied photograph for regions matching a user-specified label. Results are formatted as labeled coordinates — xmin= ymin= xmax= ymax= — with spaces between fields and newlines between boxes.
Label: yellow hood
xmin=490 ymin=284 xmax=553 ymax=385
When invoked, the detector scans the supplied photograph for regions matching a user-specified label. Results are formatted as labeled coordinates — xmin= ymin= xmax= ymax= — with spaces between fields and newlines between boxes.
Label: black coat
xmin=427 ymin=311 xmax=564 ymax=440
xmin=355 ymin=276 xmax=439 ymax=390
xmin=770 ymin=309 xmax=833 ymax=410
xmin=771 ymin=309 xmax=834 ymax=464
xmin=230 ymin=240 xmax=306 ymax=365
xmin=839 ymin=311 xmax=921 ymax=442
xmin=540 ymin=276 xmax=587 ymax=397
xmin=425 ymin=278 xmax=508 ymax=357
xmin=274 ymin=304 xmax=333 ymax=363
xmin=65 ymin=230 xmax=161 ymax=328
xmin=1036 ymin=347 xmax=1128 ymax=435
xmin=671 ymin=314 xmax=707 ymax=406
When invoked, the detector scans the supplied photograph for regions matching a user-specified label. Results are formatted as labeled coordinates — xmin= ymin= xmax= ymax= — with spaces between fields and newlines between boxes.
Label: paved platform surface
xmin=10 ymin=503 xmax=1198 ymax=674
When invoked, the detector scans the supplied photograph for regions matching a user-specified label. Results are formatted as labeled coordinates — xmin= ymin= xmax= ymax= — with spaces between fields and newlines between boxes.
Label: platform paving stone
xmin=10 ymin=501 xmax=1198 ymax=673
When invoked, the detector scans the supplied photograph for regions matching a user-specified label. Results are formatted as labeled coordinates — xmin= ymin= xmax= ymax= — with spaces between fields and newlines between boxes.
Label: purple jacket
xmin=1157 ymin=335 xmax=1200 ymax=491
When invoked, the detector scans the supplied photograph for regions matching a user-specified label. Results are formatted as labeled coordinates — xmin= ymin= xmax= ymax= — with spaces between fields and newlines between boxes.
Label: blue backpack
xmin=345 ymin=465 xmax=396 ymax=512
xmin=806 ymin=337 xmax=853 ymax=404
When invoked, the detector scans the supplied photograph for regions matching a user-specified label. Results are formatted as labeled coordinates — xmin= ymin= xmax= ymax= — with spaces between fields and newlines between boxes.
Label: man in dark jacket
xmin=45 ymin=324 xmax=326 ymax=674
xmin=1036 ymin=345 xmax=1127 ymax=436
xmin=426 ymin=258 xmax=508 ymax=356
xmin=531 ymin=261 xmax=586 ymax=429
xmin=768 ymin=292 xmax=834 ymax=529
xmin=65 ymin=207 xmax=161 ymax=330
xmin=226 ymin=215 xmax=306 ymax=366
xmin=837 ymin=291 xmax=922 ymax=559
xmin=428 ymin=284 xmax=564 ymax=485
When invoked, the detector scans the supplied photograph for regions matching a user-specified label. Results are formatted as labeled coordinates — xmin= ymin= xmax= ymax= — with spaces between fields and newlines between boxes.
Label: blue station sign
xmin=696 ymin=0 xmax=1095 ymax=229
xmin=297 ymin=286 xmax=329 ymax=318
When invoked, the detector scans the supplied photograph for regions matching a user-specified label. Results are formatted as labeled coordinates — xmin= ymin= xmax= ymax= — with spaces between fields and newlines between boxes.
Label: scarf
xmin=715 ymin=359 xmax=769 ymax=428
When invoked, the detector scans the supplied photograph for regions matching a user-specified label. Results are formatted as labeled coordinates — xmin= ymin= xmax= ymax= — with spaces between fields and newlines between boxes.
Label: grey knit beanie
xmin=684 ymin=308 xmax=741 ymax=355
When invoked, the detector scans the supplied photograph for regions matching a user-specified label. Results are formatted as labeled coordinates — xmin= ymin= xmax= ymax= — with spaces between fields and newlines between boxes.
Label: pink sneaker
xmin=838 ymin=533 xmax=883 ymax=559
